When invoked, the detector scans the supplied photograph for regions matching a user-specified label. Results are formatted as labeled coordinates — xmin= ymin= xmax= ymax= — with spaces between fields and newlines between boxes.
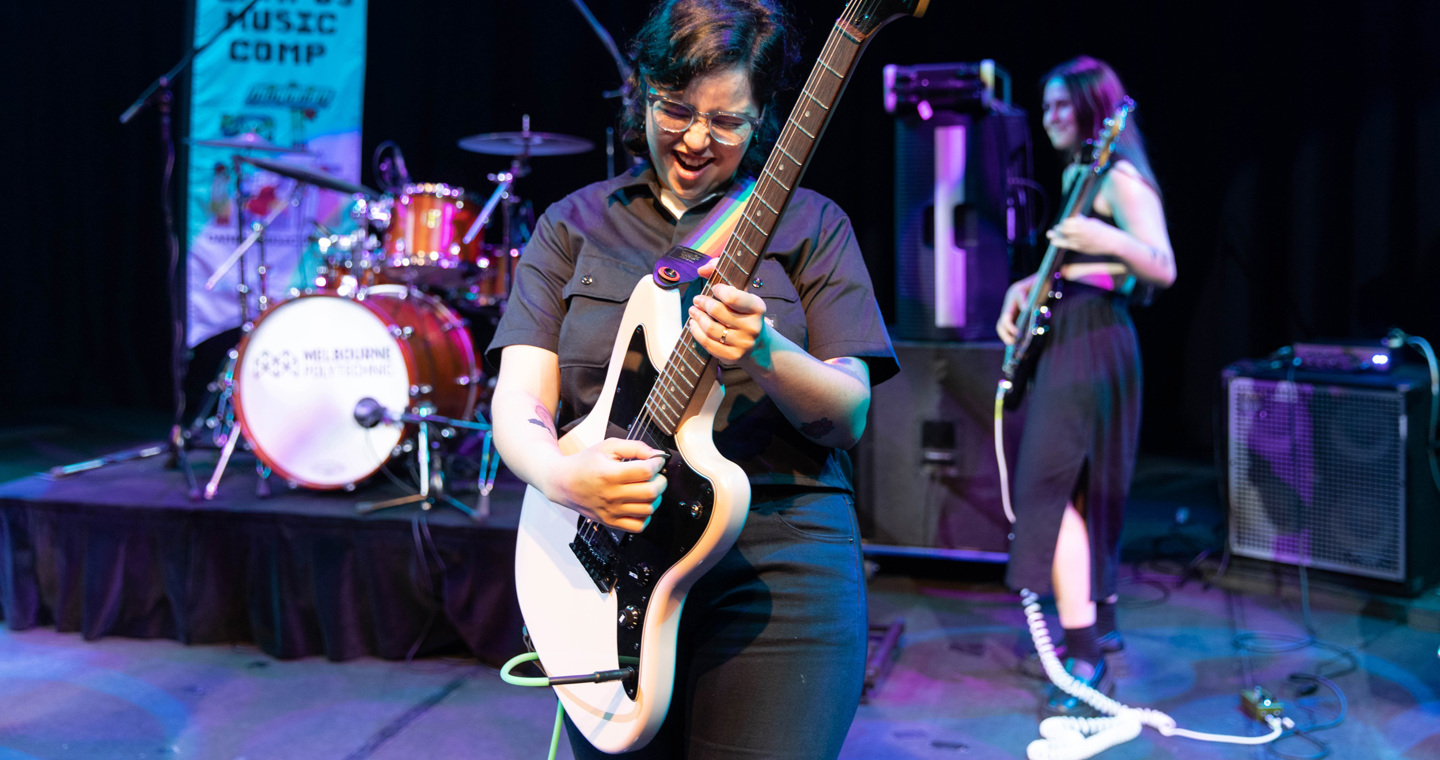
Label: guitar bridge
xmin=570 ymin=517 xmax=624 ymax=593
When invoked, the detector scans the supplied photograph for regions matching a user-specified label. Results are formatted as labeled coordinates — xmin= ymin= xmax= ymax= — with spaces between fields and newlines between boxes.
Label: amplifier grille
xmin=1226 ymin=377 xmax=1407 ymax=581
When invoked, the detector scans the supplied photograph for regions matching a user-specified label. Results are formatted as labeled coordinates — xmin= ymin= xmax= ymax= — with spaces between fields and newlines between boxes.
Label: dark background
xmin=4 ymin=0 xmax=1438 ymax=458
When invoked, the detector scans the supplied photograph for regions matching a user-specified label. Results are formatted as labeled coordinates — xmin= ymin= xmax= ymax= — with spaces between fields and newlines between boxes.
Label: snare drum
xmin=380 ymin=183 xmax=482 ymax=287
xmin=233 ymin=286 xmax=479 ymax=489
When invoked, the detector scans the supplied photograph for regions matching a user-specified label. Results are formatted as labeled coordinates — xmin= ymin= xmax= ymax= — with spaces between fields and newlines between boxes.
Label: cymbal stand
xmin=231 ymin=155 xmax=252 ymax=325
xmin=204 ymin=180 xmax=306 ymax=299
xmin=461 ymin=154 xmax=529 ymax=248
xmin=356 ymin=403 xmax=493 ymax=521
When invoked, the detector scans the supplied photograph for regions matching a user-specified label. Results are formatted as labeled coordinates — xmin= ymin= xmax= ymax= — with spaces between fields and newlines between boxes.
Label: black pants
xmin=1004 ymin=282 xmax=1142 ymax=600
xmin=566 ymin=488 xmax=868 ymax=760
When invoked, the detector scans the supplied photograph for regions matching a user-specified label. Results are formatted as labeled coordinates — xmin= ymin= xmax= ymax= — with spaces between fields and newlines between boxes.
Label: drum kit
xmin=184 ymin=121 xmax=594 ymax=517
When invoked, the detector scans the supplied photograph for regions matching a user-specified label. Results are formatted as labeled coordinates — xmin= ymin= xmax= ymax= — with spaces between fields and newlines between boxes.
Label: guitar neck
xmin=638 ymin=4 xmax=889 ymax=438
xmin=1019 ymin=163 xmax=1114 ymax=314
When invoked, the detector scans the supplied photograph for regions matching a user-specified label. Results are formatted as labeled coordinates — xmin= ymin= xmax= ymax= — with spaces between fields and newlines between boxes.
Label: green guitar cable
xmin=500 ymin=651 xmax=640 ymax=760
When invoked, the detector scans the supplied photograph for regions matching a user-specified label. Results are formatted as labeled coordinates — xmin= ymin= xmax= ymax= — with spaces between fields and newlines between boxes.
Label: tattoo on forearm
xmin=800 ymin=418 xmax=835 ymax=439
xmin=528 ymin=405 xmax=557 ymax=437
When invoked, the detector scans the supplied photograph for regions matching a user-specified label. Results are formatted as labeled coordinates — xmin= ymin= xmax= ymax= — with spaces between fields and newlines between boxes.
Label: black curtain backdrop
xmin=5 ymin=0 xmax=1439 ymax=458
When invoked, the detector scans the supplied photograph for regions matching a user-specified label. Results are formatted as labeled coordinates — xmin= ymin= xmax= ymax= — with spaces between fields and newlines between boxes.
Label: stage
xmin=0 ymin=420 xmax=1437 ymax=759
xmin=0 ymin=445 xmax=526 ymax=666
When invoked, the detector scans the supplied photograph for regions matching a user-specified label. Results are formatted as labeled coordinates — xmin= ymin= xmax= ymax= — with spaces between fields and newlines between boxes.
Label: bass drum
xmin=233 ymin=286 xmax=479 ymax=489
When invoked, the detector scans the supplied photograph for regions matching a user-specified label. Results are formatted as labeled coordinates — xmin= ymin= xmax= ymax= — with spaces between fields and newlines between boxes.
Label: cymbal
xmin=238 ymin=155 xmax=378 ymax=197
xmin=186 ymin=133 xmax=306 ymax=154
xmin=457 ymin=130 xmax=595 ymax=157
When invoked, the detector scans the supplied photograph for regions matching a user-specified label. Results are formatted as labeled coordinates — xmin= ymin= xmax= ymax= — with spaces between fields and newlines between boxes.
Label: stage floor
xmin=0 ymin=411 xmax=1437 ymax=759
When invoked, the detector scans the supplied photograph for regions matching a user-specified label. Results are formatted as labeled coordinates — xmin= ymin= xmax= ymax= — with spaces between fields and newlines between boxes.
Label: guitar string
xmin=623 ymin=0 xmax=870 ymax=452
xmin=625 ymin=0 xmax=868 ymax=449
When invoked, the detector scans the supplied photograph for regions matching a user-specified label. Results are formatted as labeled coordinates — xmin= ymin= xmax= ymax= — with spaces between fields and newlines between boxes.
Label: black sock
xmin=1063 ymin=625 xmax=1100 ymax=665
xmin=1096 ymin=601 xmax=1117 ymax=638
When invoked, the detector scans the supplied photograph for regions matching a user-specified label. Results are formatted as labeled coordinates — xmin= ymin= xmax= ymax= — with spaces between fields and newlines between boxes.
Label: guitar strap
xmin=652 ymin=176 xmax=757 ymax=290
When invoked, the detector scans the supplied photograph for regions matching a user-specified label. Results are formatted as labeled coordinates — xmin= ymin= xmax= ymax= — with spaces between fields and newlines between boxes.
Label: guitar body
xmin=514 ymin=275 xmax=751 ymax=754
xmin=1000 ymin=273 xmax=1063 ymax=409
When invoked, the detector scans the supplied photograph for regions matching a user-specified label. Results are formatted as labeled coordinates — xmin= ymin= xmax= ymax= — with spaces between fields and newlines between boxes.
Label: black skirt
xmin=1004 ymin=281 xmax=1142 ymax=598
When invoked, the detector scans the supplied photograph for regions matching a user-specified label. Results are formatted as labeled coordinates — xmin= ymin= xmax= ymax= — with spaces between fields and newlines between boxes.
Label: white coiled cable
xmin=1019 ymin=590 xmax=1291 ymax=759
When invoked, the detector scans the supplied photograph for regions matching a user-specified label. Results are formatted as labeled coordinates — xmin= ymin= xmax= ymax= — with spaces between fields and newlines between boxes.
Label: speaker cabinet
xmin=1222 ymin=361 xmax=1440 ymax=594
xmin=893 ymin=108 xmax=1032 ymax=342
xmin=854 ymin=342 xmax=1022 ymax=559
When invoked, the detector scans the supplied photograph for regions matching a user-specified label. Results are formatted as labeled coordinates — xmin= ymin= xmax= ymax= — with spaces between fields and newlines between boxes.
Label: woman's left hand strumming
xmin=1047 ymin=216 xmax=1126 ymax=254
xmin=688 ymin=260 xmax=768 ymax=364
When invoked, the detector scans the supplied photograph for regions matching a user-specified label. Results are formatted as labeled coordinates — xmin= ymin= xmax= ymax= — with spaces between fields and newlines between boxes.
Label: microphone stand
xmin=51 ymin=0 xmax=263 ymax=493
xmin=566 ymin=0 xmax=632 ymax=178
xmin=353 ymin=400 xmax=493 ymax=521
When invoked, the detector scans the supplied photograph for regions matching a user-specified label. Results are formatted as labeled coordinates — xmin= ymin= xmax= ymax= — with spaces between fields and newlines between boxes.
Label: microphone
xmin=353 ymin=397 xmax=492 ymax=431
xmin=354 ymin=397 xmax=389 ymax=428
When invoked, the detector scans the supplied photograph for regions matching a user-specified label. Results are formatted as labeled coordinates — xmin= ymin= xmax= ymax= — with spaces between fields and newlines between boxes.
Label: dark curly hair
xmin=618 ymin=0 xmax=803 ymax=175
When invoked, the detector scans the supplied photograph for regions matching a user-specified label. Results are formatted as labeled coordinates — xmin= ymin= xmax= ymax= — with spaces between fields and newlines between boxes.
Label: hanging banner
xmin=186 ymin=0 xmax=367 ymax=346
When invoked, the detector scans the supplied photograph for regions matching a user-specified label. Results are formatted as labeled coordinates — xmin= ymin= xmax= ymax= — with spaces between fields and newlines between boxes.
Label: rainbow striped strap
xmin=652 ymin=176 xmax=757 ymax=289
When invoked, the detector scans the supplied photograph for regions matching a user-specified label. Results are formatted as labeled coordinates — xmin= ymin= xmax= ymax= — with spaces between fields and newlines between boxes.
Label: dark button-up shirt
xmin=487 ymin=165 xmax=897 ymax=490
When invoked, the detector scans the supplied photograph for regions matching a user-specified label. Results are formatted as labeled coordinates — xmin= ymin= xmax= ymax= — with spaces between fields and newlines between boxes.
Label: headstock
xmin=1088 ymin=97 xmax=1135 ymax=174
xmin=844 ymin=0 xmax=931 ymax=40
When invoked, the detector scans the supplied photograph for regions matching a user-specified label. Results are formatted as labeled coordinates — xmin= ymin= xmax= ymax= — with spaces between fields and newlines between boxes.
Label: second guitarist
xmin=487 ymin=1 xmax=898 ymax=757
xmin=995 ymin=56 xmax=1176 ymax=716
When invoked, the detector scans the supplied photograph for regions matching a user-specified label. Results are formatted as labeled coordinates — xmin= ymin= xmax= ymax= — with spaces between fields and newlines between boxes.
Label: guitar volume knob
xmin=619 ymin=605 xmax=642 ymax=630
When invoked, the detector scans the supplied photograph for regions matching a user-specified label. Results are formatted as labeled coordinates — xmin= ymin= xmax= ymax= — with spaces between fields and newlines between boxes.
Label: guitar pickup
xmin=571 ymin=517 xmax=624 ymax=593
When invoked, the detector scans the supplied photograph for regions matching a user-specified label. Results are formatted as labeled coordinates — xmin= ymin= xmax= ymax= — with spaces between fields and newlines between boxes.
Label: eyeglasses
xmin=646 ymin=92 xmax=761 ymax=147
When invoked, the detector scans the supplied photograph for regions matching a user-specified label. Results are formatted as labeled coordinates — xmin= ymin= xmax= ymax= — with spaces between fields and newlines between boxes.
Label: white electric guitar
xmin=513 ymin=0 xmax=929 ymax=752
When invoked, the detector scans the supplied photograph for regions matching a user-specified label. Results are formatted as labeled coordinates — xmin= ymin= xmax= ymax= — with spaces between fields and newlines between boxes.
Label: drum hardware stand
xmin=63 ymin=0 xmax=263 ymax=493
xmin=461 ymin=133 xmax=531 ymax=251
xmin=205 ymin=179 xmax=307 ymax=310
xmin=353 ymin=399 xmax=493 ymax=521
xmin=190 ymin=345 xmax=274 ymax=501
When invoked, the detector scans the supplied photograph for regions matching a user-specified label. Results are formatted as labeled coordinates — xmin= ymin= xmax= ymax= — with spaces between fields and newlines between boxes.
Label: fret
xmin=650 ymin=385 xmax=682 ymax=414
xmin=742 ymin=214 xmax=768 ymax=237
xmin=756 ymin=193 xmax=778 ymax=214
xmin=734 ymin=234 xmax=757 ymax=256
xmin=775 ymin=142 xmax=800 ymax=166
xmin=802 ymin=90 xmax=830 ymax=111
xmin=746 ymin=206 xmax=774 ymax=231
xmin=835 ymin=22 xmax=861 ymax=45
xmin=780 ymin=129 xmax=812 ymax=157
xmin=681 ymin=341 xmax=707 ymax=367
xmin=787 ymin=118 xmax=815 ymax=139
xmin=763 ymin=170 xmax=790 ymax=192
xmin=819 ymin=57 xmax=844 ymax=79
xmin=644 ymin=401 xmax=679 ymax=431
xmin=656 ymin=384 xmax=687 ymax=413
xmin=675 ymin=346 xmax=701 ymax=375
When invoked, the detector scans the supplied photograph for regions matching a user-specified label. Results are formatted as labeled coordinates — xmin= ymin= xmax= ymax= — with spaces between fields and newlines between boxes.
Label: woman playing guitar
xmin=995 ymin=56 xmax=1176 ymax=715
xmin=487 ymin=0 xmax=899 ymax=756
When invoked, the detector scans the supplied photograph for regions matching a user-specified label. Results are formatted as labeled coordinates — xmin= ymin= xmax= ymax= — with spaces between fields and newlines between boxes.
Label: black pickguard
xmin=567 ymin=325 xmax=716 ymax=700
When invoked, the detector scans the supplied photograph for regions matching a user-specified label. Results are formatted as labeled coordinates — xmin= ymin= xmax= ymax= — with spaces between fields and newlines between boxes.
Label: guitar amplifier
xmin=1221 ymin=360 xmax=1440 ymax=594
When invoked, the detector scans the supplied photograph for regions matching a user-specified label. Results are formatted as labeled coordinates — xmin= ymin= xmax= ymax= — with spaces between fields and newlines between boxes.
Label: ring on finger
xmin=719 ymin=327 xmax=729 ymax=345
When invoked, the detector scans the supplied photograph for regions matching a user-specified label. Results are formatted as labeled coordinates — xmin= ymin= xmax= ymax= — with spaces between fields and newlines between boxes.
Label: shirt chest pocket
xmin=747 ymin=258 xmax=806 ymax=352
xmin=559 ymin=255 xmax=650 ymax=370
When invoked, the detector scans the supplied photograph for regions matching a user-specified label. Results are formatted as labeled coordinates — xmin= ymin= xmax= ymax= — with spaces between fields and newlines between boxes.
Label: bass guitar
xmin=1000 ymin=97 xmax=1134 ymax=407
xmin=512 ymin=0 xmax=928 ymax=753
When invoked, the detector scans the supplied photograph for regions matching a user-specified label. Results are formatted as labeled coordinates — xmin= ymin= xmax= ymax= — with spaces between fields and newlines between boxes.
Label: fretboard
xmin=636 ymin=14 xmax=869 ymax=438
